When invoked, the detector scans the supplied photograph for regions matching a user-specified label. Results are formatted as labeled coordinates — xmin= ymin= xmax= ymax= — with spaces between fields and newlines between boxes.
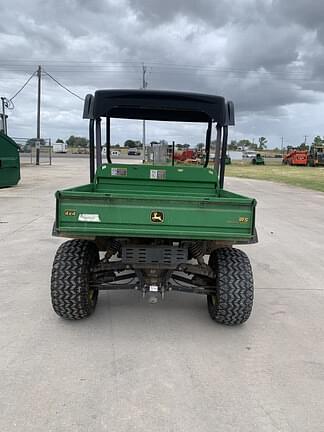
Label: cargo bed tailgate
xmin=55 ymin=188 xmax=256 ymax=241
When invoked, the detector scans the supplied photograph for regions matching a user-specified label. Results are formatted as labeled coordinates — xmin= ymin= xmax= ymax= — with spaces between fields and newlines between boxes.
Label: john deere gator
xmin=51 ymin=90 xmax=257 ymax=325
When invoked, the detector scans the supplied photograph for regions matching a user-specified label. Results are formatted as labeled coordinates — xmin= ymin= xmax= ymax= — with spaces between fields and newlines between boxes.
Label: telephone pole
xmin=281 ymin=136 xmax=284 ymax=155
xmin=36 ymin=65 xmax=42 ymax=165
xmin=1 ymin=97 xmax=7 ymax=134
xmin=142 ymin=63 xmax=148 ymax=161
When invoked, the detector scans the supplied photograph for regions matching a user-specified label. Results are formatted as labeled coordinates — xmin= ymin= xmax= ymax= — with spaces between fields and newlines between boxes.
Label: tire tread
xmin=51 ymin=240 xmax=99 ymax=320
xmin=207 ymin=248 xmax=254 ymax=325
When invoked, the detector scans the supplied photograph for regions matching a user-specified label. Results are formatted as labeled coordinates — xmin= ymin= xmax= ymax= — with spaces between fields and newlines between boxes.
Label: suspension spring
xmin=189 ymin=242 xmax=204 ymax=265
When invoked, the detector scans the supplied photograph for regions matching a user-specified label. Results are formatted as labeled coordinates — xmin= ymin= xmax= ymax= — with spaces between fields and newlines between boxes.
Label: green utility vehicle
xmin=251 ymin=153 xmax=265 ymax=165
xmin=51 ymin=90 xmax=257 ymax=325
xmin=225 ymin=154 xmax=232 ymax=165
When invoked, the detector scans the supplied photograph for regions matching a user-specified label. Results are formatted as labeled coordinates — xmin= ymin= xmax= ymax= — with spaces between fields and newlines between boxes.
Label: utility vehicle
xmin=51 ymin=90 xmax=257 ymax=325
xmin=251 ymin=153 xmax=264 ymax=165
xmin=225 ymin=154 xmax=231 ymax=165
xmin=282 ymin=149 xmax=308 ymax=166
xmin=308 ymin=144 xmax=324 ymax=167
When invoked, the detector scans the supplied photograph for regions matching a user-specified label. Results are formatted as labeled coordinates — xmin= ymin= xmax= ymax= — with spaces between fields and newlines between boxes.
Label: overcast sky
xmin=1 ymin=0 xmax=324 ymax=148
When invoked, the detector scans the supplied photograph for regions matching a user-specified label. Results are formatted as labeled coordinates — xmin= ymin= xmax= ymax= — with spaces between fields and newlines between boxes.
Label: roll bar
xmin=84 ymin=91 xmax=235 ymax=188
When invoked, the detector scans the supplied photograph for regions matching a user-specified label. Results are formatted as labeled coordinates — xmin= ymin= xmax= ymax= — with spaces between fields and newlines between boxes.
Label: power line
xmin=1 ymin=60 xmax=324 ymax=87
xmin=0 ymin=59 xmax=315 ymax=76
xmin=9 ymin=71 xmax=36 ymax=101
xmin=0 ymin=58 xmax=311 ymax=72
xmin=43 ymin=70 xmax=84 ymax=101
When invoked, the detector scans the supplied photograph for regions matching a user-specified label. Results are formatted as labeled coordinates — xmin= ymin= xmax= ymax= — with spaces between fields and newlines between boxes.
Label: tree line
xmin=45 ymin=135 xmax=324 ymax=150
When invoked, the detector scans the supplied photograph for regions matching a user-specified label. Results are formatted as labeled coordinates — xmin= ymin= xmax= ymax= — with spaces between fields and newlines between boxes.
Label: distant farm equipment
xmin=174 ymin=148 xmax=198 ymax=163
xmin=225 ymin=154 xmax=231 ymax=165
xmin=282 ymin=149 xmax=308 ymax=166
xmin=251 ymin=153 xmax=265 ymax=165
xmin=308 ymin=145 xmax=324 ymax=167
xmin=282 ymin=145 xmax=324 ymax=167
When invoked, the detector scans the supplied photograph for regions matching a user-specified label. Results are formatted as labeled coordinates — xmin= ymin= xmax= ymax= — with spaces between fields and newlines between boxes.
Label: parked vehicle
xmin=111 ymin=150 xmax=121 ymax=157
xmin=51 ymin=89 xmax=257 ymax=326
xmin=308 ymin=145 xmax=324 ymax=167
xmin=128 ymin=149 xmax=141 ymax=156
xmin=282 ymin=150 xmax=308 ymax=166
xmin=174 ymin=149 xmax=197 ymax=162
xmin=52 ymin=142 xmax=67 ymax=153
xmin=242 ymin=151 xmax=257 ymax=159
xmin=251 ymin=153 xmax=264 ymax=165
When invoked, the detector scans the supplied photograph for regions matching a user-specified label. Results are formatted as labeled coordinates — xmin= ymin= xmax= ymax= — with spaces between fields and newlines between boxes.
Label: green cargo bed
xmin=54 ymin=164 xmax=256 ymax=241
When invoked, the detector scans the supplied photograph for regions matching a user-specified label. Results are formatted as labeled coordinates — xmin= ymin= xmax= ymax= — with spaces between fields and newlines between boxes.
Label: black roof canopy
xmin=84 ymin=89 xmax=233 ymax=124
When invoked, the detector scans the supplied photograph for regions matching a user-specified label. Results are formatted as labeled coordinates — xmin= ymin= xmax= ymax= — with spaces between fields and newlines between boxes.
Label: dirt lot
xmin=1 ymin=157 xmax=324 ymax=432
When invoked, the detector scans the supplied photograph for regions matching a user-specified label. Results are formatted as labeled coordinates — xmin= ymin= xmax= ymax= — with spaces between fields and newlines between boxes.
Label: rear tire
xmin=207 ymin=248 xmax=254 ymax=325
xmin=51 ymin=240 xmax=99 ymax=320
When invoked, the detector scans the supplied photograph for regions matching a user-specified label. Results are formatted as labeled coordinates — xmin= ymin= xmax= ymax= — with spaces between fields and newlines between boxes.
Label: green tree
xmin=298 ymin=143 xmax=309 ymax=151
xmin=56 ymin=138 xmax=64 ymax=143
xmin=238 ymin=139 xmax=253 ymax=150
xmin=313 ymin=136 xmax=323 ymax=146
xmin=196 ymin=143 xmax=204 ymax=151
xmin=124 ymin=139 xmax=137 ymax=148
xmin=66 ymin=136 xmax=89 ymax=148
xmin=228 ymin=140 xmax=238 ymax=151
xmin=258 ymin=137 xmax=268 ymax=150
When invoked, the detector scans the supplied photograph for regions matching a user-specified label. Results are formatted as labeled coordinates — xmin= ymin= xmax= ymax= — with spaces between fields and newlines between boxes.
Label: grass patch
xmin=225 ymin=163 xmax=324 ymax=193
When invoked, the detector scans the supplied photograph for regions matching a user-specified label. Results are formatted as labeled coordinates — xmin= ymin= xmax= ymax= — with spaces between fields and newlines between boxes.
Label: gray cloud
xmin=129 ymin=0 xmax=227 ymax=26
xmin=274 ymin=0 xmax=324 ymax=29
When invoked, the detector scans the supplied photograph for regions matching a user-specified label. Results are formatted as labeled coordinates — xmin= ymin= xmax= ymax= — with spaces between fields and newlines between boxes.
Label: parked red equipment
xmin=282 ymin=150 xmax=308 ymax=166
xmin=174 ymin=149 xmax=197 ymax=162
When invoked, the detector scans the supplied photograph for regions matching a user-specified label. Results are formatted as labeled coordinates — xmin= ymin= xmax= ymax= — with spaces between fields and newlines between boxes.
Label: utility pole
xmin=304 ymin=135 xmax=308 ymax=148
xmin=0 ymin=97 xmax=7 ymax=134
xmin=36 ymin=65 xmax=42 ymax=165
xmin=142 ymin=63 xmax=148 ymax=162
xmin=281 ymin=136 xmax=284 ymax=156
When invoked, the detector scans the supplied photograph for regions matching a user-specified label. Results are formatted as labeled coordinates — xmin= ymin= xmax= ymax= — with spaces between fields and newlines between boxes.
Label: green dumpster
xmin=0 ymin=131 xmax=20 ymax=188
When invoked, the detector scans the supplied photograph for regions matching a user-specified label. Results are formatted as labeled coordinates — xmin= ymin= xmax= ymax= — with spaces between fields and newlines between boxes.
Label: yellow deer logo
xmin=151 ymin=211 xmax=164 ymax=223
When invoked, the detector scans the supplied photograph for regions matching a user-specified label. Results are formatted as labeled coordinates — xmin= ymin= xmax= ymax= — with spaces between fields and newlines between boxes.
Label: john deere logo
xmin=151 ymin=211 xmax=164 ymax=223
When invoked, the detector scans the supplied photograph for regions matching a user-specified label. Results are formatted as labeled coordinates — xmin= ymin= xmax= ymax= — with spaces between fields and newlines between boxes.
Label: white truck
xmin=52 ymin=142 xmax=67 ymax=153
xmin=242 ymin=150 xmax=257 ymax=159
